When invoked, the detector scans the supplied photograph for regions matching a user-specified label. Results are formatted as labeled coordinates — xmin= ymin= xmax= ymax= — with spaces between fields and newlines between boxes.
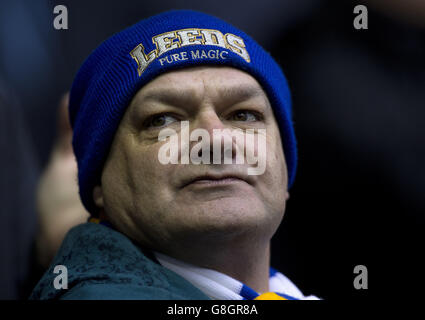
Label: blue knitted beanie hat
xmin=69 ymin=10 xmax=297 ymax=216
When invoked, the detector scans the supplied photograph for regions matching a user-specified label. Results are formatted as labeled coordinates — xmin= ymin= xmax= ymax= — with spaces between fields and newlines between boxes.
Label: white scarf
xmin=154 ymin=252 xmax=320 ymax=300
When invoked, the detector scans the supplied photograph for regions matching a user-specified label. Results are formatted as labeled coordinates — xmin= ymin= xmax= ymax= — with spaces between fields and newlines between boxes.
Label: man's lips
xmin=181 ymin=173 xmax=253 ymax=188
xmin=190 ymin=177 xmax=244 ymax=186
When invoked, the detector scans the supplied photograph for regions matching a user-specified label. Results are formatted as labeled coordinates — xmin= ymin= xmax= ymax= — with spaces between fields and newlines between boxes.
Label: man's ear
xmin=93 ymin=185 xmax=104 ymax=208
xmin=285 ymin=191 xmax=290 ymax=200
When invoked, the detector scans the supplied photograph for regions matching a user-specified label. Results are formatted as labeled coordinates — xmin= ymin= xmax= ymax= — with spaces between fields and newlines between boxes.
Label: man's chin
xmin=181 ymin=200 xmax=269 ymax=233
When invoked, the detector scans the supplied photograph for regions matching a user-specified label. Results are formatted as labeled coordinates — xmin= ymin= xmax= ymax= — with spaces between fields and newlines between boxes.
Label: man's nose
xmin=190 ymin=109 xmax=237 ymax=163
xmin=193 ymin=109 xmax=225 ymax=135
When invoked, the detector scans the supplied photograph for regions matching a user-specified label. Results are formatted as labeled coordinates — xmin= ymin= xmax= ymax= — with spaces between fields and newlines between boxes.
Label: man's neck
xmin=160 ymin=239 xmax=271 ymax=294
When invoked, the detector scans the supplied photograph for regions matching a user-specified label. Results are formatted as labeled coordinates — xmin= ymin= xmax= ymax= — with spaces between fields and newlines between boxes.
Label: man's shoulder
xmin=30 ymin=223 xmax=209 ymax=300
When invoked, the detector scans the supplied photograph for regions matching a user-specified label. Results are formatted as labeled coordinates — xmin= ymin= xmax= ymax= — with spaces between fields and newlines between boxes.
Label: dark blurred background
xmin=0 ymin=0 xmax=423 ymax=300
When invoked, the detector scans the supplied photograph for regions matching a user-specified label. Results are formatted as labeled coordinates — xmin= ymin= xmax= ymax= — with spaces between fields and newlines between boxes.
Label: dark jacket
xmin=30 ymin=222 xmax=210 ymax=300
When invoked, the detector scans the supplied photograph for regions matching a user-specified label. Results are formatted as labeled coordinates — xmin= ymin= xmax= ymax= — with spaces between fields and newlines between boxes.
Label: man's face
xmin=94 ymin=66 xmax=288 ymax=254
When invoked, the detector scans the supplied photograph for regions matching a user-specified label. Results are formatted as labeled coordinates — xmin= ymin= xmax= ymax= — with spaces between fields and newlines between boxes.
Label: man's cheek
xmin=133 ymin=159 xmax=159 ymax=185
xmin=134 ymin=150 xmax=173 ymax=190
xmin=259 ymin=136 xmax=286 ymax=185
xmin=243 ymin=130 xmax=267 ymax=176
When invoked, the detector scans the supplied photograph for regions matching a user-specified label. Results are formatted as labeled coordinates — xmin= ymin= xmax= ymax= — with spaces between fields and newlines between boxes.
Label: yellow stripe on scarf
xmin=254 ymin=292 xmax=287 ymax=300
xmin=88 ymin=217 xmax=100 ymax=224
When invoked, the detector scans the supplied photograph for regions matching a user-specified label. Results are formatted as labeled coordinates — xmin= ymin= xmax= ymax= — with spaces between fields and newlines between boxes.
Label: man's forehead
xmin=132 ymin=66 xmax=268 ymax=106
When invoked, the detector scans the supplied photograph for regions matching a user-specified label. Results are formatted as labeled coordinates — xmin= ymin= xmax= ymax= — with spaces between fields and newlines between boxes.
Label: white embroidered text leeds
xmin=130 ymin=28 xmax=250 ymax=75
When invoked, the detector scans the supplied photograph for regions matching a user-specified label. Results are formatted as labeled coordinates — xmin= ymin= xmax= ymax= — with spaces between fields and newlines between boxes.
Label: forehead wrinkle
xmin=143 ymin=82 xmax=266 ymax=105
xmin=216 ymin=83 xmax=267 ymax=105
xmin=137 ymin=82 xmax=204 ymax=108
xmin=133 ymin=71 xmax=268 ymax=112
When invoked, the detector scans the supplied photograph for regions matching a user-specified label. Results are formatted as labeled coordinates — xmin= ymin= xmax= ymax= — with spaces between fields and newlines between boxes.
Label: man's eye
xmin=231 ymin=110 xmax=260 ymax=122
xmin=145 ymin=114 xmax=178 ymax=128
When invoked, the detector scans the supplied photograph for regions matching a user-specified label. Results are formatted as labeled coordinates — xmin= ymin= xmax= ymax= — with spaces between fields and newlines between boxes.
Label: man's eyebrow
xmin=219 ymin=84 xmax=267 ymax=103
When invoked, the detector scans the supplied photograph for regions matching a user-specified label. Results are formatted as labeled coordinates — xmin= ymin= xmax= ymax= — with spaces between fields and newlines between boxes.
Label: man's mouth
xmin=181 ymin=173 xmax=252 ymax=188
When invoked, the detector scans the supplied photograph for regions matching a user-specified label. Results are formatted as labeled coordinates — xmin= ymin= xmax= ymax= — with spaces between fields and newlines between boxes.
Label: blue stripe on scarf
xmin=275 ymin=292 xmax=299 ymax=300
xmin=270 ymin=267 xmax=278 ymax=277
xmin=240 ymin=284 xmax=260 ymax=300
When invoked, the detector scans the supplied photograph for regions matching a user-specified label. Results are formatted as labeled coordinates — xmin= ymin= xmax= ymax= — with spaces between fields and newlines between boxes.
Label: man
xmin=31 ymin=10 xmax=318 ymax=300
